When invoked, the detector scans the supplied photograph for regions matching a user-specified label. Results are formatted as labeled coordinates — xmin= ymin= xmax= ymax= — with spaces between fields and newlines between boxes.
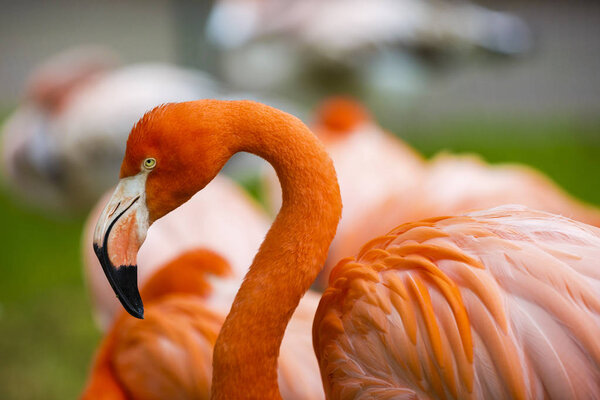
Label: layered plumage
xmin=315 ymin=205 xmax=600 ymax=398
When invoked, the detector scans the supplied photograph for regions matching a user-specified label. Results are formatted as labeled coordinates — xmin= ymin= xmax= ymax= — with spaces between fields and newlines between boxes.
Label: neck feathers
xmin=210 ymin=101 xmax=342 ymax=399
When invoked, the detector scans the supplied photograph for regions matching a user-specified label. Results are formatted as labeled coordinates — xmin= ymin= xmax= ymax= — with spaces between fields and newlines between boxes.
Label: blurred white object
xmin=1 ymin=47 xmax=295 ymax=214
xmin=208 ymin=0 xmax=532 ymax=56
xmin=207 ymin=0 xmax=533 ymax=93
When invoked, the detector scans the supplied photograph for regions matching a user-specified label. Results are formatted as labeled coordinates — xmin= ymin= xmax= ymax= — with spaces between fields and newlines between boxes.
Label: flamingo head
xmin=312 ymin=96 xmax=372 ymax=141
xmin=92 ymin=102 xmax=234 ymax=319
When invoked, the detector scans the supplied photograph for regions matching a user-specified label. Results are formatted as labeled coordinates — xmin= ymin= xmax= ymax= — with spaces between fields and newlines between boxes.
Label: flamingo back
xmin=327 ymin=154 xmax=600 ymax=293
xmin=314 ymin=205 xmax=600 ymax=399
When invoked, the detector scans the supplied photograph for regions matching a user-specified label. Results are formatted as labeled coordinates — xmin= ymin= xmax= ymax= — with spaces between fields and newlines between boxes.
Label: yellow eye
xmin=143 ymin=158 xmax=156 ymax=170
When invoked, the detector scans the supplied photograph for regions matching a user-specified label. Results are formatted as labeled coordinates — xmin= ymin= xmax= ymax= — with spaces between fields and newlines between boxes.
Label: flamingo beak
xmin=92 ymin=173 xmax=150 ymax=319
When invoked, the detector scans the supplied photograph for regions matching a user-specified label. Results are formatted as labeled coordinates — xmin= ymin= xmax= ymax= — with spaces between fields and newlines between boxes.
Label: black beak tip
xmin=124 ymin=300 xmax=145 ymax=320
xmin=94 ymin=244 xmax=144 ymax=319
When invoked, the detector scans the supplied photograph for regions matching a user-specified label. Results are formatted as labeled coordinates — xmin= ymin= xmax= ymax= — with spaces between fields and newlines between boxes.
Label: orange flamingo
xmin=92 ymin=100 xmax=600 ymax=399
xmin=81 ymin=248 xmax=323 ymax=399
xmin=273 ymin=97 xmax=600 ymax=290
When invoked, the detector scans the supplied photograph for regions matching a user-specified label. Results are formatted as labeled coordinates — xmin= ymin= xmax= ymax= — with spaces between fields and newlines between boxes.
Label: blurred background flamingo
xmin=207 ymin=0 xmax=533 ymax=103
xmin=0 ymin=47 xmax=298 ymax=215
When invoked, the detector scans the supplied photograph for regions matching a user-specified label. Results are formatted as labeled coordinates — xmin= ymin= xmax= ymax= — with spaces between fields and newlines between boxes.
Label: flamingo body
xmin=315 ymin=205 xmax=600 ymax=398
xmin=424 ymin=154 xmax=600 ymax=223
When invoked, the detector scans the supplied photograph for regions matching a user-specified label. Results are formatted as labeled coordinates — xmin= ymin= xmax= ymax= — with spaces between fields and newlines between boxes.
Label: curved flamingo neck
xmin=210 ymin=102 xmax=342 ymax=399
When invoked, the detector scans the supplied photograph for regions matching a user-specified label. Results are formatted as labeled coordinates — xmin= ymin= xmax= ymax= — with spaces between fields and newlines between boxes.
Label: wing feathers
xmin=315 ymin=207 xmax=600 ymax=399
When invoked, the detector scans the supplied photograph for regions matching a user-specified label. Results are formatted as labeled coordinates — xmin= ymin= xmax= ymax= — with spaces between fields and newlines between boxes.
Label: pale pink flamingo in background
xmin=1 ymin=47 xmax=221 ymax=213
xmin=1 ymin=46 xmax=297 ymax=214
xmin=206 ymin=0 xmax=532 ymax=94
xmin=264 ymin=97 xmax=600 ymax=290
xmin=92 ymin=100 xmax=600 ymax=399
xmin=81 ymin=248 xmax=324 ymax=399
xmin=336 ymin=152 xmax=600 ymax=274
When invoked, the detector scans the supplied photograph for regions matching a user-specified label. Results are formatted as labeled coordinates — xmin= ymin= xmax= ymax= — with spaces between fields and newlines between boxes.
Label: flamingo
xmin=265 ymin=97 xmax=600 ymax=290
xmin=81 ymin=248 xmax=324 ymax=399
xmin=337 ymin=153 xmax=600 ymax=268
xmin=92 ymin=100 xmax=600 ymax=399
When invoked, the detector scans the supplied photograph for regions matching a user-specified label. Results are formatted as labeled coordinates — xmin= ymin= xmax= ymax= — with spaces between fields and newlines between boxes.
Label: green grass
xmin=400 ymin=117 xmax=600 ymax=205
xmin=0 ymin=116 xmax=598 ymax=399
xmin=0 ymin=190 xmax=100 ymax=400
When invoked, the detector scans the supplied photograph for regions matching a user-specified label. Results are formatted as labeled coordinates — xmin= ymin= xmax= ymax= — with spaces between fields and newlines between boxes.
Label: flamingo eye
xmin=143 ymin=158 xmax=157 ymax=170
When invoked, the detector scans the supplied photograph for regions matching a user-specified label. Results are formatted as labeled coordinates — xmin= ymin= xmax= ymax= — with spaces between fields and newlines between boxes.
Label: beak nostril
xmin=130 ymin=196 xmax=140 ymax=207
xmin=108 ymin=201 xmax=121 ymax=219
